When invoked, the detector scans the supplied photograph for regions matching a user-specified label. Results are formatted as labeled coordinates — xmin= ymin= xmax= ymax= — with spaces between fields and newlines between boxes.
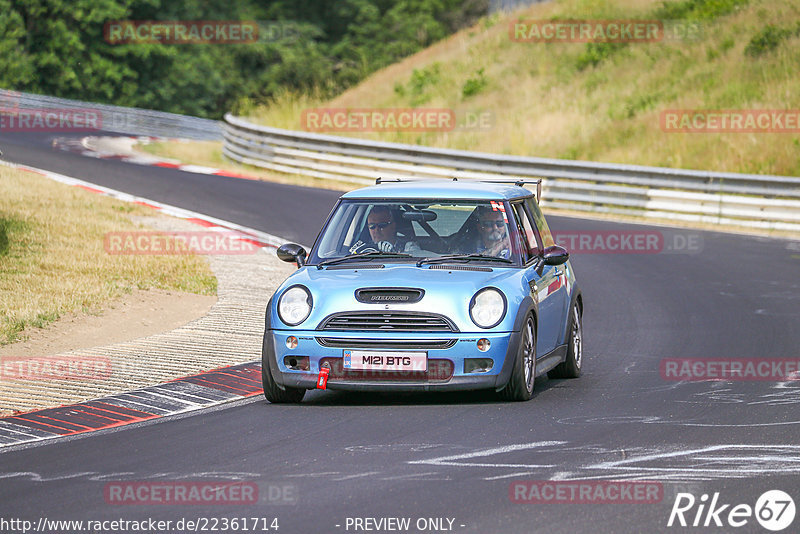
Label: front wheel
xmin=498 ymin=314 xmax=536 ymax=402
xmin=548 ymin=302 xmax=582 ymax=379
xmin=262 ymin=358 xmax=305 ymax=403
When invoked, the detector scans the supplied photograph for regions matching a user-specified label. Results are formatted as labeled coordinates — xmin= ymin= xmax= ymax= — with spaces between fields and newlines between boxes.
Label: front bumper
xmin=264 ymin=330 xmax=521 ymax=392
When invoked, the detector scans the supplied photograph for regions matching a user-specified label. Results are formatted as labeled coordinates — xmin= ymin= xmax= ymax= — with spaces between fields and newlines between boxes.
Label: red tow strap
xmin=316 ymin=367 xmax=330 ymax=389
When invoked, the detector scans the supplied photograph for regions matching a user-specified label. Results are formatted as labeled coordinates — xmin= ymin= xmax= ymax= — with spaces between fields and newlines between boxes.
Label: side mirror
xmin=277 ymin=243 xmax=307 ymax=267
xmin=542 ymin=245 xmax=569 ymax=266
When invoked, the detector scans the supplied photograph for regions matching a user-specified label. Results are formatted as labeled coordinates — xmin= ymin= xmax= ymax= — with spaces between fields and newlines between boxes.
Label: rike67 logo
xmin=668 ymin=490 xmax=795 ymax=531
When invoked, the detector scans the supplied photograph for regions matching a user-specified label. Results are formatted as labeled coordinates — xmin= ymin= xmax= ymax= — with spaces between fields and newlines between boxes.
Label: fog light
xmin=464 ymin=358 xmax=493 ymax=373
xmin=477 ymin=338 xmax=491 ymax=352
xmin=283 ymin=356 xmax=309 ymax=370
xmin=285 ymin=336 xmax=298 ymax=349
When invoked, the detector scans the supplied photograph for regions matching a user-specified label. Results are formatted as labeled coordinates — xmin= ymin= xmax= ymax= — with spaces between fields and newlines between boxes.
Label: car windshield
xmin=308 ymin=199 xmax=523 ymax=266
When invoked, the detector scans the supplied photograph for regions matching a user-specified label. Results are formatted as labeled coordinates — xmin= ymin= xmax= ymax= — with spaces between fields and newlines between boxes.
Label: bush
xmin=0 ymin=218 xmax=9 ymax=257
xmin=575 ymin=43 xmax=624 ymax=71
xmin=744 ymin=25 xmax=793 ymax=57
xmin=407 ymin=63 xmax=442 ymax=105
xmin=462 ymin=68 xmax=488 ymax=98
xmin=654 ymin=0 xmax=749 ymax=21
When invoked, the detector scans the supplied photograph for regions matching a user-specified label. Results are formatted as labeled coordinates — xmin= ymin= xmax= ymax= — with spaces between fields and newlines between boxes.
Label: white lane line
xmin=0 ymin=471 xmax=99 ymax=482
xmin=483 ymin=471 xmax=538 ymax=481
xmin=284 ymin=472 xmax=341 ymax=478
xmin=380 ymin=472 xmax=449 ymax=481
xmin=409 ymin=441 xmax=566 ymax=468
xmin=332 ymin=471 xmax=381 ymax=481
xmin=591 ymin=444 xmax=800 ymax=468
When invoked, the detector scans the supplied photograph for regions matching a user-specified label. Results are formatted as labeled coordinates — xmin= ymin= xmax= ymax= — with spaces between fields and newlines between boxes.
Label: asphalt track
xmin=1 ymin=131 xmax=799 ymax=533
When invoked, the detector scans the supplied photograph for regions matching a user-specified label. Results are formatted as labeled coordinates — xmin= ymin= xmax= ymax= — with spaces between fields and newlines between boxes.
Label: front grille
xmin=317 ymin=311 xmax=458 ymax=332
xmin=316 ymin=337 xmax=456 ymax=349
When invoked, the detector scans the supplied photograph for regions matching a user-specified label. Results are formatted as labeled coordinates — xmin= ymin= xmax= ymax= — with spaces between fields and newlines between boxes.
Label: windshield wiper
xmin=317 ymin=252 xmax=412 ymax=269
xmin=416 ymin=253 xmax=513 ymax=267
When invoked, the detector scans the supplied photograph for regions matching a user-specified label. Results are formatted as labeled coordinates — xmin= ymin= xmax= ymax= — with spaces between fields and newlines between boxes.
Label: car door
xmin=510 ymin=199 xmax=567 ymax=355
xmin=525 ymin=196 xmax=570 ymax=349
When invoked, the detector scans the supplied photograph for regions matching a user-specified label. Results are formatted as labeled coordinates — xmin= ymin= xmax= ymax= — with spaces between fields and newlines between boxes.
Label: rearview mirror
xmin=402 ymin=210 xmax=437 ymax=222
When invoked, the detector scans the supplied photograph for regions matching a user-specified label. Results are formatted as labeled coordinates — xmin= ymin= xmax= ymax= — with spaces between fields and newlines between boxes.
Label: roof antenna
xmin=452 ymin=177 xmax=458 ymax=181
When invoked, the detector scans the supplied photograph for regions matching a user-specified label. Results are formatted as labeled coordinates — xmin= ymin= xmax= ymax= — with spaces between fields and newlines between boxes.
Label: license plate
xmin=343 ymin=350 xmax=427 ymax=372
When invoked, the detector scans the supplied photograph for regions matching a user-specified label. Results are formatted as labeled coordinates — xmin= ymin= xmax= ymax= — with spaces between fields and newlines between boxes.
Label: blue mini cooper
xmin=262 ymin=179 xmax=583 ymax=402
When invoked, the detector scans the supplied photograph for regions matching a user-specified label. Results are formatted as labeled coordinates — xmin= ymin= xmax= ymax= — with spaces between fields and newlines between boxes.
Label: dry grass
xmin=137 ymin=139 xmax=360 ymax=192
xmin=0 ymin=165 xmax=217 ymax=345
xmin=245 ymin=0 xmax=800 ymax=176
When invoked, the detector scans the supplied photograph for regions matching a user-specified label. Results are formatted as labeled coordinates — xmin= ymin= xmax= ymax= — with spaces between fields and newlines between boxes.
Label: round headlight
xmin=470 ymin=288 xmax=506 ymax=329
xmin=278 ymin=285 xmax=312 ymax=326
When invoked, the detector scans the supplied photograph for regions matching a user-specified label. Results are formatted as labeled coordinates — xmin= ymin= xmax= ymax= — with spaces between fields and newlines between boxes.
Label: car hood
xmin=270 ymin=263 xmax=528 ymax=333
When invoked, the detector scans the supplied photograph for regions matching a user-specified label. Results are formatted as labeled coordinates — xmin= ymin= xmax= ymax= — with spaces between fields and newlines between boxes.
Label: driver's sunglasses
xmin=368 ymin=221 xmax=393 ymax=230
xmin=480 ymin=220 xmax=505 ymax=229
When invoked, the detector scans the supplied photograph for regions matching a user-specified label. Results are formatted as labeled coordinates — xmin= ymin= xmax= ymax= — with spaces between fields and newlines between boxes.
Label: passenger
xmin=464 ymin=205 xmax=512 ymax=258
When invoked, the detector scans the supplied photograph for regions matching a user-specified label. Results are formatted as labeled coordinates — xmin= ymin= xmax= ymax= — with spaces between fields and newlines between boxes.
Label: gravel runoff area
xmin=0 ymin=215 xmax=296 ymax=416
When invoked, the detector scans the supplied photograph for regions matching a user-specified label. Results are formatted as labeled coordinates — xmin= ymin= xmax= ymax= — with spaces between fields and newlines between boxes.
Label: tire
xmin=261 ymin=356 xmax=305 ymax=403
xmin=548 ymin=301 xmax=582 ymax=379
xmin=498 ymin=314 xmax=536 ymax=402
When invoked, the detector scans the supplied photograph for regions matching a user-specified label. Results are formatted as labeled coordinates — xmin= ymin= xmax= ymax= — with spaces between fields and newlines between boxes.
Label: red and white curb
xmin=0 ymin=362 xmax=264 ymax=448
xmin=0 ymin=161 xmax=301 ymax=447
xmin=0 ymin=159 xmax=292 ymax=250
xmin=53 ymin=136 xmax=261 ymax=180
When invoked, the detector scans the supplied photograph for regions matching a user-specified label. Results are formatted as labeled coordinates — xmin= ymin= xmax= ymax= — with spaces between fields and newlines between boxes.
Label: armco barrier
xmin=0 ymin=89 xmax=221 ymax=140
xmin=222 ymin=113 xmax=800 ymax=233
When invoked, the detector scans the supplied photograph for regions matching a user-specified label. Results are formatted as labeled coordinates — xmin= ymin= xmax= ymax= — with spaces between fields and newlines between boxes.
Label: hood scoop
xmin=355 ymin=288 xmax=424 ymax=304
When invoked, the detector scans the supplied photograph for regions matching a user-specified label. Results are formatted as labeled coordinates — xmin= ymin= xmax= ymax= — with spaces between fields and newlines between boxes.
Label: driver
xmin=349 ymin=205 xmax=414 ymax=254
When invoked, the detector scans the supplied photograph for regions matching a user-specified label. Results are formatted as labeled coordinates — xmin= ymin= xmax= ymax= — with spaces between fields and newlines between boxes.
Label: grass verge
xmin=0 ymin=165 xmax=217 ymax=345
xmin=244 ymin=0 xmax=800 ymax=177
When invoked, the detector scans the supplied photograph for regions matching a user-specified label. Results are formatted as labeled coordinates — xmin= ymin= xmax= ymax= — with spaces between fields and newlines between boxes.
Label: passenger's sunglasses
xmin=480 ymin=221 xmax=505 ymax=229
xmin=368 ymin=222 xmax=393 ymax=230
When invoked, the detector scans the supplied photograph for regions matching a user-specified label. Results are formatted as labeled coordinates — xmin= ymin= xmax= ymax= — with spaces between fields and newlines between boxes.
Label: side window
xmin=344 ymin=205 xmax=367 ymax=247
xmin=525 ymin=196 xmax=555 ymax=249
xmin=511 ymin=201 xmax=537 ymax=262
xmin=315 ymin=203 xmax=362 ymax=258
